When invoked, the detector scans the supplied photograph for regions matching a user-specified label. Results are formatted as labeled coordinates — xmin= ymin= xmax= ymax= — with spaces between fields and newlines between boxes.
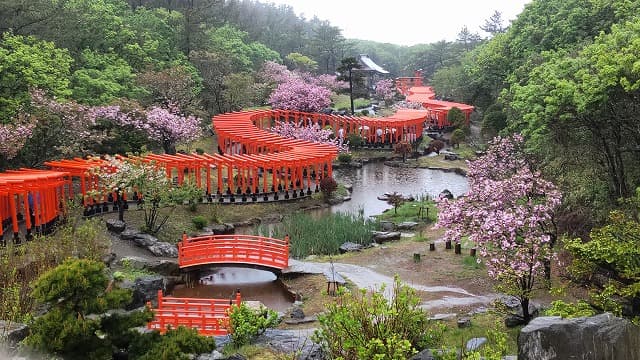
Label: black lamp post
xmin=348 ymin=67 xmax=354 ymax=115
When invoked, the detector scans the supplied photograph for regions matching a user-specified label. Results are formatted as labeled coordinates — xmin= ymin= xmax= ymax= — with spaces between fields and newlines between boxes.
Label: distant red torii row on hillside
xmin=1 ymin=108 xmax=434 ymax=244
xmin=396 ymin=72 xmax=474 ymax=128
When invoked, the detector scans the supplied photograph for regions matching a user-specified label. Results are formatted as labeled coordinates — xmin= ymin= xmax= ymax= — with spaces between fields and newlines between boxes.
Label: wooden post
xmin=429 ymin=243 xmax=436 ymax=251
xmin=413 ymin=253 xmax=421 ymax=262
xmin=454 ymin=243 xmax=462 ymax=255
xmin=235 ymin=288 xmax=242 ymax=307
xmin=445 ymin=240 xmax=452 ymax=250
xmin=470 ymin=248 xmax=477 ymax=257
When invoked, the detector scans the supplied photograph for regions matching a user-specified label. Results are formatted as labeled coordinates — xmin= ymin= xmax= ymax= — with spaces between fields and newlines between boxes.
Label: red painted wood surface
xmin=178 ymin=234 xmax=289 ymax=271
xmin=147 ymin=289 xmax=241 ymax=336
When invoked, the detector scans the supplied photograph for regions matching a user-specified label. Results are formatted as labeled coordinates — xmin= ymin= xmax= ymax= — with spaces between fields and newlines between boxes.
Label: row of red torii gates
xmin=1 ymin=106 xmax=452 ymax=244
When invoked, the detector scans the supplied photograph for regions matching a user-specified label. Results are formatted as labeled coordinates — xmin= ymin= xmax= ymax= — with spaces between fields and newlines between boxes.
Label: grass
xmin=375 ymin=197 xmax=438 ymax=224
xmin=258 ymin=212 xmax=377 ymax=258
xmin=437 ymin=311 xmax=520 ymax=355
xmin=330 ymin=94 xmax=370 ymax=111
xmin=416 ymin=154 xmax=468 ymax=171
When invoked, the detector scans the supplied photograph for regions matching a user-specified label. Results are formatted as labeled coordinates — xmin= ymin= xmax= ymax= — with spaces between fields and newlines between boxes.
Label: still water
xmin=331 ymin=162 xmax=469 ymax=218
xmin=172 ymin=162 xmax=469 ymax=310
xmin=170 ymin=267 xmax=294 ymax=312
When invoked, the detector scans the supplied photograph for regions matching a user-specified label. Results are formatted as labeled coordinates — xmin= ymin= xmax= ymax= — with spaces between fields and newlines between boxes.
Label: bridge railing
xmin=147 ymin=289 xmax=241 ymax=336
xmin=178 ymin=234 xmax=289 ymax=270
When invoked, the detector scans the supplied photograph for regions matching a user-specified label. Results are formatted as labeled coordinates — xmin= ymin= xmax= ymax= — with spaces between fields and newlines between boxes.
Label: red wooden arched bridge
xmin=147 ymin=289 xmax=241 ymax=336
xmin=177 ymin=233 xmax=289 ymax=273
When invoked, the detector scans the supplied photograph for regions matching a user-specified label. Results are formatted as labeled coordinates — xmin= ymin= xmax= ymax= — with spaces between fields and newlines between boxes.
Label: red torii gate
xmin=2 ymin=109 xmax=432 ymax=244
xmin=0 ymin=169 xmax=72 ymax=245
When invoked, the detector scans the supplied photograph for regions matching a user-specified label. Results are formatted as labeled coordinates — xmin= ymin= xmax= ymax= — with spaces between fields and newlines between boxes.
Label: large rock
xmin=339 ymin=242 xmax=363 ymax=253
xmin=397 ymin=221 xmax=419 ymax=230
xmin=518 ymin=313 xmax=640 ymax=360
xmin=371 ymin=231 xmax=401 ymax=243
xmin=118 ymin=256 xmax=179 ymax=275
xmin=120 ymin=228 xmax=141 ymax=240
xmin=106 ymin=219 xmax=126 ymax=233
xmin=379 ymin=221 xmax=394 ymax=231
xmin=206 ymin=223 xmax=235 ymax=235
xmin=147 ymin=242 xmax=178 ymax=257
xmin=410 ymin=348 xmax=435 ymax=360
xmin=121 ymin=275 xmax=165 ymax=309
xmin=132 ymin=233 xmax=159 ymax=247
xmin=0 ymin=320 xmax=29 ymax=346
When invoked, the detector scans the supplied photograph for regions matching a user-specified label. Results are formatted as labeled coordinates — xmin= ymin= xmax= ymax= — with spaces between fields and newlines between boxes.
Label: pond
xmin=170 ymin=267 xmax=294 ymax=312
xmin=331 ymin=162 xmax=468 ymax=218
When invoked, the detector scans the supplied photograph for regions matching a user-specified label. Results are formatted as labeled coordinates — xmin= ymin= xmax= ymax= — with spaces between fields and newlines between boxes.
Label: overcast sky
xmin=266 ymin=0 xmax=531 ymax=46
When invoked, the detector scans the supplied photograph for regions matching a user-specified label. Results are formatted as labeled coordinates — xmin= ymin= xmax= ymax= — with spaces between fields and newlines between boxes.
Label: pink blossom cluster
xmin=89 ymin=103 xmax=202 ymax=150
xmin=375 ymin=79 xmax=395 ymax=103
xmin=268 ymin=79 xmax=332 ymax=113
xmin=270 ymin=121 xmax=349 ymax=153
xmin=30 ymin=89 xmax=108 ymax=156
xmin=392 ymin=101 xmax=424 ymax=110
xmin=259 ymin=61 xmax=343 ymax=112
xmin=0 ymin=122 xmax=35 ymax=159
xmin=436 ymin=134 xmax=561 ymax=284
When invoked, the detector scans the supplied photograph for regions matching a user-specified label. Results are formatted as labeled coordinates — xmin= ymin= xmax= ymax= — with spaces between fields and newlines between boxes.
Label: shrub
xmin=450 ymin=128 xmax=466 ymax=148
xmin=319 ymin=177 xmax=338 ymax=200
xmin=427 ymin=139 xmax=445 ymax=154
xmin=195 ymin=148 xmax=205 ymax=155
xmin=192 ymin=215 xmax=207 ymax=230
xmin=338 ymin=153 xmax=352 ymax=163
xmin=314 ymin=276 xmax=443 ymax=360
xmin=129 ymin=326 xmax=216 ymax=360
xmin=347 ymin=133 xmax=364 ymax=149
xmin=228 ymin=303 xmax=279 ymax=348
xmin=360 ymin=109 xmax=369 ymax=116
xmin=544 ymin=300 xmax=596 ymax=319
xmin=24 ymin=259 xmax=136 ymax=358
xmin=394 ymin=141 xmax=413 ymax=162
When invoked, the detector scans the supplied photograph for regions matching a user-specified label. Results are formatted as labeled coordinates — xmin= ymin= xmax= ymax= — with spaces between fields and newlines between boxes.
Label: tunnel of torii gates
xmin=396 ymin=71 xmax=474 ymax=127
xmin=1 ymin=107 xmax=447 ymax=243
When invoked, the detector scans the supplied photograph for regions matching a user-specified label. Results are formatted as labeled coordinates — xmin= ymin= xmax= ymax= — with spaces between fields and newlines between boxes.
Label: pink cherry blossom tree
xmin=259 ymin=61 xmax=343 ymax=112
xmin=89 ymin=103 xmax=201 ymax=155
xmin=268 ymin=78 xmax=331 ymax=113
xmin=270 ymin=121 xmax=349 ymax=153
xmin=375 ymin=79 xmax=395 ymax=105
xmin=436 ymin=134 xmax=561 ymax=323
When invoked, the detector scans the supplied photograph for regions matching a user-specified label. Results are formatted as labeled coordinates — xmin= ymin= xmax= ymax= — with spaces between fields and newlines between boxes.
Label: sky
xmin=266 ymin=0 xmax=531 ymax=46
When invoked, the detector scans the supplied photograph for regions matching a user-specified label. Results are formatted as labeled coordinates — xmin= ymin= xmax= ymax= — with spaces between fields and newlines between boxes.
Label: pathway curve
xmin=285 ymin=259 xmax=498 ymax=310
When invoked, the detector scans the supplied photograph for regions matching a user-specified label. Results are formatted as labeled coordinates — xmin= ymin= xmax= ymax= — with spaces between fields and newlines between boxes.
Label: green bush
xmin=338 ymin=153 xmax=353 ymax=163
xmin=24 ymin=259 xmax=137 ymax=358
xmin=544 ymin=300 xmax=596 ymax=318
xmin=228 ymin=303 xmax=279 ymax=348
xmin=347 ymin=133 xmax=364 ymax=149
xmin=314 ymin=276 xmax=443 ymax=360
xmin=129 ymin=326 xmax=216 ymax=360
xmin=192 ymin=215 xmax=208 ymax=230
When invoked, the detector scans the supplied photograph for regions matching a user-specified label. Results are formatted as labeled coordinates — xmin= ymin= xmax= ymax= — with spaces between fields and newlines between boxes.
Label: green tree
xmin=450 ymin=128 xmax=466 ymax=148
xmin=71 ymin=50 xmax=144 ymax=105
xmin=207 ymin=24 xmax=280 ymax=72
xmin=25 ymin=259 xmax=138 ymax=359
xmin=447 ymin=107 xmax=467 ymax=131
xmin=0 ymin=33 xmax=73 ymax=121
xmin=285 ymin=52 xmax=318 ymax=71
xmin=222 ymin=72 xmax=255 ymax=112
xmin=565 ymin=207 xmax=640 ymax=317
